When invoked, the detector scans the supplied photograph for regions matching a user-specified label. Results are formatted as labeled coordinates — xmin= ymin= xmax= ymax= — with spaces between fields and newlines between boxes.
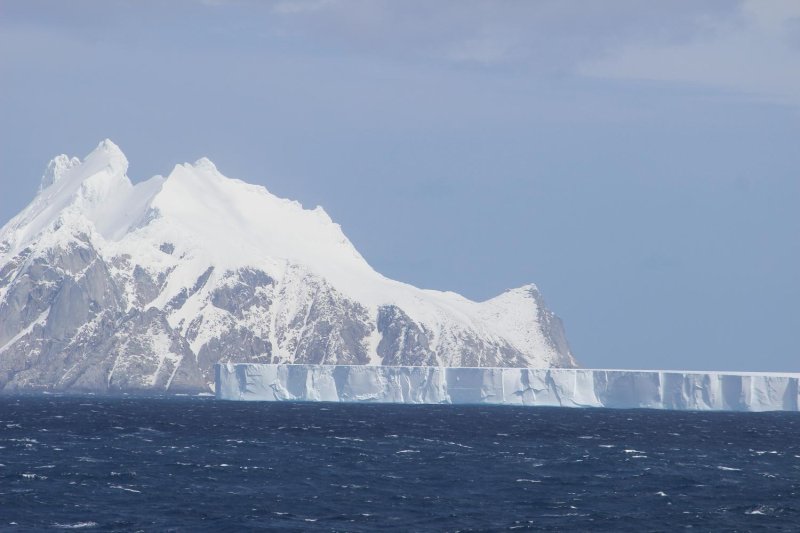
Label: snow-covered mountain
xmin=0 ymin=140 xmax=576 ymax=394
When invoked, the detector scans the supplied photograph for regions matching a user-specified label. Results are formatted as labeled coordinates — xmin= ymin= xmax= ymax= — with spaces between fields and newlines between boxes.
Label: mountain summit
xmin=0 ymin=140 xmax=576 ymax=393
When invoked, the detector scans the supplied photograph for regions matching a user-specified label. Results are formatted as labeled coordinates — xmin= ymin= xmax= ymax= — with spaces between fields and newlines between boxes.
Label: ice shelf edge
xmin=215 ymin=364 xmax=800 ymax=412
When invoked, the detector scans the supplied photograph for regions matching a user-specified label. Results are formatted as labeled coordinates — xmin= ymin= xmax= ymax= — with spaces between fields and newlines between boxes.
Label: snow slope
xmin=0 ymin=140 xmax=576 ymax=393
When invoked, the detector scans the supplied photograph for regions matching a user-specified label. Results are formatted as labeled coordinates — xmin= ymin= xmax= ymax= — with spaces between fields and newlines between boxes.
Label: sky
xmin=1 ymin=0 xmax=798 ymax=372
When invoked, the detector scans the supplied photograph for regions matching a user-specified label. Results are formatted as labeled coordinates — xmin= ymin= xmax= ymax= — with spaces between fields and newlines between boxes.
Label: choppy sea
xmin=1 ymin=396 xmax=799 ymax=531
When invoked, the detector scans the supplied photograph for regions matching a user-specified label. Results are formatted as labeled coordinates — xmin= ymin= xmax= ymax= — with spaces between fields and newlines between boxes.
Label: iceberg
xmin=215 ymin=364 xmax=800 ymax=412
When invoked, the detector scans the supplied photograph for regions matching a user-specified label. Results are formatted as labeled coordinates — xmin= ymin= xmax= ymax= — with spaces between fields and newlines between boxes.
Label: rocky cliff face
xmin=0 ymin=140 xmax=577 ymax=394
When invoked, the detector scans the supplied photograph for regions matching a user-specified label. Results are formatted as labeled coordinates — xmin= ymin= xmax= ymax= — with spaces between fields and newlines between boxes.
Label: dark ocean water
xmin=1 ymin=397 xmax=799 ymax=531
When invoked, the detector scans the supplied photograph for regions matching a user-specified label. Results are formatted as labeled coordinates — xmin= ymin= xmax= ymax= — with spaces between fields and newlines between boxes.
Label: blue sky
xmin=1 ymin=0 xmax=798 ymax=371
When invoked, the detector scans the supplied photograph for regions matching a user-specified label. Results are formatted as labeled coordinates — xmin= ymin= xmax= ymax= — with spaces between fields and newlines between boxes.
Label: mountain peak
xmin=81 ymin=138 xmax=128 ymax=178
xmin=97 ymin=138 xmax=121 ymax=152
xmin=1 ymin=140 xmax=136 ymax=260
xmin=485 ymin=283 xmax=541 ymax=304
xmin=192 ymin=157 xmax=218 ymax=173
xmin=39 ymin=154 xmax=81 ymax=192
xmin=37 ymin=139 xmax=128 ymax=196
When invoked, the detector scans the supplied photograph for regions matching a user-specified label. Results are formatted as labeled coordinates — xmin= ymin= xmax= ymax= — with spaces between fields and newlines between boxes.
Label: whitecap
xmin=109 ymin=485 xmax=141 ymax=493
xmin=52 ymin=522 xmax=98 ymax=529
xmin=717 ymin=466 xmax=741 ymax=472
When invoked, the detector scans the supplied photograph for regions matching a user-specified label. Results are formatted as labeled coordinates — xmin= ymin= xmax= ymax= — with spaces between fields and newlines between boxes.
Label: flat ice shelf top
xmin=215 ymin=364 xmax=800 ymax=412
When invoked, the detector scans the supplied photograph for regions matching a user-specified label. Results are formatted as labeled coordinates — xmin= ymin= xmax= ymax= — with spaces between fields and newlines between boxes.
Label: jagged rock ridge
xmin=0 ymin=140 xmax=577 ymax=393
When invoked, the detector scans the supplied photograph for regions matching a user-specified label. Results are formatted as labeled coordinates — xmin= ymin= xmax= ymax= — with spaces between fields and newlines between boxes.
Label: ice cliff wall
xmin=216 ymin=364 xmax=800 ymax=412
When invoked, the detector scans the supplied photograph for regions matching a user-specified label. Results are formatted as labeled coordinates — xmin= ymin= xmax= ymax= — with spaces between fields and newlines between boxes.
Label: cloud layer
xmin=582 ymin=0 xmax=800 ymax=104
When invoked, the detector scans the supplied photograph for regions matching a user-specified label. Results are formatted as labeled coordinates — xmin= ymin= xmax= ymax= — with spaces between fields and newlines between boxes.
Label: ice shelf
xmin=215 ymin=364 xmax=800 ymax=412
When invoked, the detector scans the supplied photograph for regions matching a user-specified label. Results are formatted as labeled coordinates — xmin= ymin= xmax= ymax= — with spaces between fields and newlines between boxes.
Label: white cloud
xmin=580 ymin=0 xmax=800 ymax=105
